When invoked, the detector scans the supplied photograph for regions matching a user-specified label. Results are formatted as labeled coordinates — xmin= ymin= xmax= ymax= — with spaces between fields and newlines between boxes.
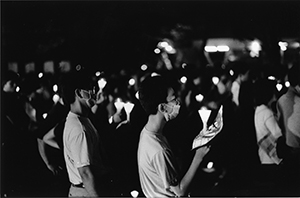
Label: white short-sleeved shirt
xmin=254 ymin=105 xmax=282 ymax=164
xmin=137 ymin=127 xmax=179 ymax=197
xmin=63 ymin=111 xmax=101 ymax=185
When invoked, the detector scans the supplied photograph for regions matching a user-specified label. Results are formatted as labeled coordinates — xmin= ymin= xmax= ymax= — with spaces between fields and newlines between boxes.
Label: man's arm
xmin=37 ymin=138 xmax=62 ymax=175
xmin=170 ymin=146 xmax=210 ymax=197
xmin=78 ymin=165 xmax=99 ymax=197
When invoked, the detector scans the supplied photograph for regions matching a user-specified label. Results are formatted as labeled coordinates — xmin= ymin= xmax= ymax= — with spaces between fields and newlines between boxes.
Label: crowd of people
xmin=1 ymin=52 xmax=300 ymax=197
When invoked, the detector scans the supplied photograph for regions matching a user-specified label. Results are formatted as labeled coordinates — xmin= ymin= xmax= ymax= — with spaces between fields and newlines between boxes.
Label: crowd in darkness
xmin=1 ymin=43 xmax=300 ymax=197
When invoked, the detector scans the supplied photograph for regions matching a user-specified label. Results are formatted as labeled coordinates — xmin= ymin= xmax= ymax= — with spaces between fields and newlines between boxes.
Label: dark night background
xmin=2 ymin=1 xmax=300 ymax=73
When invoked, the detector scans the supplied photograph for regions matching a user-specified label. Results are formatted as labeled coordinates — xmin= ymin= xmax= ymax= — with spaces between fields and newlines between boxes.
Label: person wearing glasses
xmin=137 ymin=75 xmax=210 ymax=197
xmin=61 ymin=68 xmax=109 ymax=197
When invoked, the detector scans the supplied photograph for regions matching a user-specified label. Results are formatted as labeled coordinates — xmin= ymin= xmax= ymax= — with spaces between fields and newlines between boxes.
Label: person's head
xmin=287 ymin=63 xmax=300 ymax=87
xmin=138 ymin=75 xmax=180 ymax=121
xmin=254 ymin=79 xmax=276 ymax=106
xmin=2 ymin=70 xmax=20 ymax=93
xmin=61 ymin=66 xmax=96 ymax=109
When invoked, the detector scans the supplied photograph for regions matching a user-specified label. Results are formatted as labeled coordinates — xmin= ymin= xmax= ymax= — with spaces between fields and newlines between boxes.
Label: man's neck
xmin=70 ymin=100 xmax=89 ymax=117
xmin=145 ymin=114 xmax=166 ymax=135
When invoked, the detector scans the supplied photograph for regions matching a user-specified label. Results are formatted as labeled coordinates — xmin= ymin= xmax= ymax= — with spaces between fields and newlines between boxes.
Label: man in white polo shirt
xmin=62 ymin=68 xmax=107 ymax=197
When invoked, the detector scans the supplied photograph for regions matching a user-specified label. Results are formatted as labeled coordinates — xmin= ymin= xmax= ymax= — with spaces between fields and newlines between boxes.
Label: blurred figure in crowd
xmin=1 ymin=70 xmax=30 ymax=196
xmin=61 ymin=68 xmax=111 ymax=197
xmin=253 ymin=79 xmax=283 ymax=194
xmin=137 ymin=75 xmax=210 ymax=197
xmin=276 ymin=63 xmax=300 ymax=195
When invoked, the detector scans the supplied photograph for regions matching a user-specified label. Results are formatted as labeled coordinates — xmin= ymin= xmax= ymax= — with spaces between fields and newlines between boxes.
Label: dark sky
xmin=2 ymin=1 xmax=300 ymax=73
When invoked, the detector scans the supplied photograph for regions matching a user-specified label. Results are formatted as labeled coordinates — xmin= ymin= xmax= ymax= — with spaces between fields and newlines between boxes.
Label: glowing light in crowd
xmin=52 ymin=94 xmax=60 ymax=103
xmin=212 ymin=77 xmax=219 ymax=85
xmin=229 ymin=70 xmax=234 ymax=76
xmin=268 ymin=76 xmax=276 ymax=81
xmin=249 ymin=40 xmax=262 ymax=57
xmin=38 ymin=72 xmax=43 ymax=78
xmin=180 ymin=76 xmax=187 ymax=84
xmin=135 ymin=91 xmax=139 ymax=100
xmin=278 ymin=41 xmax=288 ymax=51
xmin=43 ymin=113 xmax=48 ymax=119
xmin=16 ymin=86 xmax=20 ymax=92
xmin=129 ymin=78 xmax=136 ymax=86
xmin=195 ymin=93 xmax=204 ymax=102
xmin=53 ymin=84 xmax=58 ymax=92
xmin=158 ymin=41 xmax=168 ymax=48
xmin=285 ymin=81 xmax=290 ymax=88
xmin=124 ymin=102 xmax=135 ymax=119
xmin=98 ymin=78 xmax=107 ymax=89
xmin=130 ymin=190 xmax=139 ymax=198
xmin=207 ymin=162 xmax=214 ymax=169
xmin=217 ymin=45 xmax=230 ymax=52
xmin=205 ymin=46 xmax=218 ymax=52
xmin=205 ymin=45 xmax=229 ymax=52
xmin=154 ymin=48 xmax=161 ymax=54
xmin=165 ymin=45 xmax=176 ymax=54
xmin=95 ymin=71 xmax=101 ymax=77
xmin=114 ymin=98 xmax=124 ymax=111
xmin=151 ymin=72 xmax=160 ymax=77
xmin=276 ymin=83 xmax=283 ymax=91
xmin=141 ymin=64 xmax=148 ymax=71
xmin=182 ymin=63 xmax=187 ymax=69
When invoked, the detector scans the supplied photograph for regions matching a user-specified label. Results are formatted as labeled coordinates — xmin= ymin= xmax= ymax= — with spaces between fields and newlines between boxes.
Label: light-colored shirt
xmin=63 ymin=111 xmax=101 ymax=185
xmin=137 ymin=128 xmax=178 ymax=197
xmin=231 ymin=80 xmax=240 ymax=106
xmin=255 ymin=105 xmax=282 ymax=164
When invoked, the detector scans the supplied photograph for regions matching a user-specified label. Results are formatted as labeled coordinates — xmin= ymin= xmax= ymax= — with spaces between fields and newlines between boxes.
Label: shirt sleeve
xmin=153 ymin=149 xmax=179 ymax=190
xmin=265 ymin=109 xmax=282 ymax=139
xmin=69 ymin=129 xmax=90 ymax=168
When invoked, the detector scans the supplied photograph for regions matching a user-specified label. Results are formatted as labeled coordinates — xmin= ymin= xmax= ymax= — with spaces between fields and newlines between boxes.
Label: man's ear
xmin=158 ymin=103 xmax=167 ymax=114
xmin=75 ymin=89 xmax=82 ymax=98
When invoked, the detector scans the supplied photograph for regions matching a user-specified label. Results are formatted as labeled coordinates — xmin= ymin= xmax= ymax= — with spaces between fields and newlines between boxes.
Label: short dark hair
xmin=288 ymin=63 xmax=300 ymax=87
xmin=61 ymin=68 xmax=94 ymax=105
xmin=254 ymin=79 xmax=276 ymax=106
xmin=138 ymin=75 xmax=172 ymax=115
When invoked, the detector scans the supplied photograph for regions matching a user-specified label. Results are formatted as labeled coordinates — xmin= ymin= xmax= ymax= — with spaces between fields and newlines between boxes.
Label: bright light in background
xmin=276 ymin=83 xmax=283 ymax=91
xmin=42 ymin=113 xmax=48 ymax=119
xmin=38 ymin=72 xmax=43 ymax=78
xmin=212 ymin=77 xmax=220 ymax=85
xmin=98 ymin=78 xmax=107 ymax=89
xmin=207 ymin=162 xmax=214 ymax=169
xmin=229 ymin=70 xmax=234 ymax=76
xmin=129 ymin=78 xmax=136 ymax=86
xmin=268 ymin=76 xmax=276 ymax=81
xmin=135 ymin=91 xmax=139 ymax=100
xmin=158 ymin=41 xmax=168 ymax=48
xmin=130 ymin=190 xmax=139 ymax=198
xmin=180 ymin=76 xmax=187 ymax=84
xmin=217 ymin=45 xmax=230 ymax=52
xmin=141 ymin=64 xmax=148 ymax=71
xmin=114 ymin=98 xmax=124 ymax=111
xmin=124 ymin=102 xmax=135 ymax=120
xmin=154 ymin=48 xmax=161 ymax=54
xmin=285 ymin=81 xmax=290 ymax=87
xmin=151 ymin=72 xmax=159 ymax=77
xmin=278 ymin=41 xmax=288 ymax=51
xmin=249 ymin=40 xmax=262 ymax=57
xmin=95 ymin=71 xmax=101 ymax=77
xmin=52 ymin=94 xmax=60 ymax=103
xmin=16 ymin=86 xmax=20 ymax=92
xmin=165 ymin=45 xmax=176 ymax=54
xmin=182 ymin=63 xmax=187 ymax=69
xmin=195 ymin=93 xmax=204 ymax=102
xmin=53 ymin=84 xmax=58 ymax=92
xmin=205 ymin=46 xmax=218 ymax=52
